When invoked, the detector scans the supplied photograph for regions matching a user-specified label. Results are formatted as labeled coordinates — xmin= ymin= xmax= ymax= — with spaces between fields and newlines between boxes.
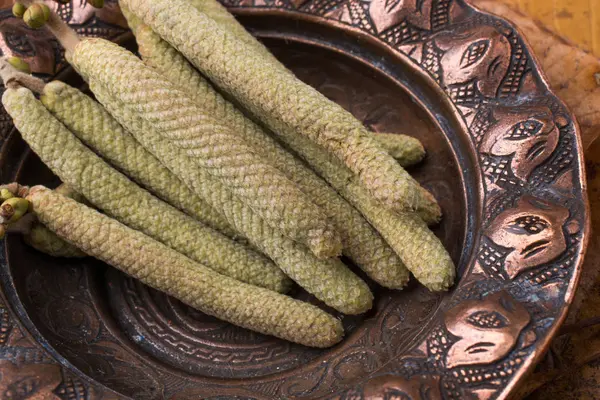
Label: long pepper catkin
xmin=374 ymin=133 xmax=426 ymax=167
xmin=40 ymin=80 xmax=234 ymax=237
xmin=24 ymin=183 xmax=87 ymax=257
xmin=71 ymin=38 xmax=342 ymax=259
xmin=25 ymin=223 xmax=87 ymax=257
xmin=281 ymin=129 xmax=455 ymax=291
xmin=186 ymin=0 xmax=279 ymax=65
xmin=119 ymin=1 xmax=141 ymax=32
xmin=132 ymin=23 xmax=409 ymax=288
xmin=2 ymin=86 xmax=289 ymax=293
xmin=0 ymin=62 xmax=232 ymax=235
xmin=54 ymin=183 xmax=86 ymax=203
xmin=123 ymin=0 xmax=272 ymax=60
xmin=27 ymin=186 xmax=344 ymax=347
xmin=122 ymin=0 xmax=439 ymax=218
xmin=92 ymin=81 xmax=373 ymax=314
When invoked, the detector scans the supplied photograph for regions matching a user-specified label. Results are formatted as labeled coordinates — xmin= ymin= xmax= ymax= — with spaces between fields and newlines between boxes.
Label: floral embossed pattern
xmin=0 ymin=0 xmax=588 ymax=399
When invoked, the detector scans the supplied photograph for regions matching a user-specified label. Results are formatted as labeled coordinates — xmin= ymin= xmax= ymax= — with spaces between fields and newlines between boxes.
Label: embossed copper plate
xmin=0 ymin=0 xmax=589 ymax=399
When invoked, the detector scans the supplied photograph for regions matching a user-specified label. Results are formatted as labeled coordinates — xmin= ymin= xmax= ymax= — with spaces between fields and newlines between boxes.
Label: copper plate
xmin=0 ymin=0 xmax=589 ymax=399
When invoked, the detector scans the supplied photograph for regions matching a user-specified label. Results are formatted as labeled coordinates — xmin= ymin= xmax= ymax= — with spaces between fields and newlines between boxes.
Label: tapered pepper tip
xmin=40 ymin=80 xmax=67 ymax=105
xmin=308 ymin=229 xmax=343 ymax=259
xmin=317 ymin=318 xmax=344 ymax=348
xmin=343 ymin=288 xmax=374 ymax=315
xmin=418 ymin=189 xmax=442 ymax=225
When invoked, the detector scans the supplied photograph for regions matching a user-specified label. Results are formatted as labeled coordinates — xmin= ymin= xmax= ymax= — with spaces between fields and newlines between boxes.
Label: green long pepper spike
xmin=374 ymin=132 xmax=426 ymax=167
xmin=3 ymin=86 xmax=291 ymax=293
xmin=25 ymin=223 xmax=87 ymax=257
xmin=187 ymin=0 xmax=280 ymax=66
xmin=131 ymin=22 xmax=410 ymax=289
xmin=40 ymin=80 xmax=235 ymax=238
xmin=28 ymin=186 xmax=344 ymax=348
xmin=23 ymin=183 xmax=88 ymax=258
xmin=121 ymin=0 xmax=439 ymax=218
xmin=119 ymin=1 xmax=142 ymax=32
xmin=71 ymin=38 xmax=343 ymax=259
xmin=270 ymin=124 xmax=455 ymax=291
xmin=93 ymin=81 xmax=373 ymax=314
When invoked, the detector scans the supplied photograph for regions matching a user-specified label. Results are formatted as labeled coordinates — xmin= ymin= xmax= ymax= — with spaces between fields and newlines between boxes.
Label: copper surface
xmin=0 ymin=0 xmax=589 ymax=399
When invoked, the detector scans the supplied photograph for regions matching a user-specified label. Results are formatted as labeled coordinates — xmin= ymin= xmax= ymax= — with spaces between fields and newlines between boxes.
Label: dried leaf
xmin=472 ymin=0 xmax=600 ymax=150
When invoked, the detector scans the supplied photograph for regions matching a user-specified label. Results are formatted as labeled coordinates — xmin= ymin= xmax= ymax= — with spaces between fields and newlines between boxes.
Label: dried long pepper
xmin=70 ymin=38 xmax=342 ymax=259
xmin=92 ymin=81 xmax=373 ymax=314
xmin=40 ymin=80 xmax=235 ymax=237
xmin=122 ymin=0 xmax=439 ymax=218
xmin=2 ymin=86 xmax=289 ymax=292
xmin=122 ymin=0 xmax=273 ymax=62
xmin=25 ymin=223 xmax=87 ymax=257
xmin=374 ymin=133 xmax=426 ymax=167
xmin=27 ymin=186 xmax=344 ymax=348
xmin=187 ymin=0 xmax=279 ymax=64
xmin=24 ymin=183 xmax=87 ymax=257
xmin=130 ymin=22 xmax=409 ymax=288
xmin=119 ymin=1 xmax=141 ymax=32
xmin=276 ymin=128 xmax=455 ymax=291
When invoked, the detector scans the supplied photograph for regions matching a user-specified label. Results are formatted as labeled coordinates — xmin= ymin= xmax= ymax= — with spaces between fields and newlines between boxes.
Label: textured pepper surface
xmin=24 ymin=183 xmax=87 ymax=257
xmin=374 ymin=133 xmax=426 ymax=167
xmin=187 ymin=0 xmax=278 ymax=64
xmin=132 ymin=23 xmax=408 ymax=288
xmin=41 ymin=81 xmax=234 ymax=237
xmin=122 ymin=0 xmax=438 ymax=218
xmin=261 ymin=114 xmax=455 ymax=291
xmin=93 ymin=81 xmax=373 ymax=314
xmin=25 ymin=223 xmax=87 ymax=257
xmin=71 ymin=38 xmax=342 ymax=259
xmin=3 ymin=87 xmax=289 ymax=292
xmin=54 ymin=183 xmax=87 ymax=203
xmin=28 ymin=186 xmax=343 ymax=347
xmin=119 ymin=1 xmax=141 ymax=32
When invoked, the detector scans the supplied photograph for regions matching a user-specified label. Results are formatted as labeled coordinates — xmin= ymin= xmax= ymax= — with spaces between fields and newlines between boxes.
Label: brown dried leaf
xmin=472 ymin=0 xmax=600 ymax=150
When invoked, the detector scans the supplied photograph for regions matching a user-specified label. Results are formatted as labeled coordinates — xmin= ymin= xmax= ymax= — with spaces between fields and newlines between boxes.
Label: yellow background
xmin=500 ymin=0 xmax=600 ymax=56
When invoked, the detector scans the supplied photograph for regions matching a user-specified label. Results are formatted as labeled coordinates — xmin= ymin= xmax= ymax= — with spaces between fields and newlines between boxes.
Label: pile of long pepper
xmin=0 ymin=0 xmax=455 ymax=347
